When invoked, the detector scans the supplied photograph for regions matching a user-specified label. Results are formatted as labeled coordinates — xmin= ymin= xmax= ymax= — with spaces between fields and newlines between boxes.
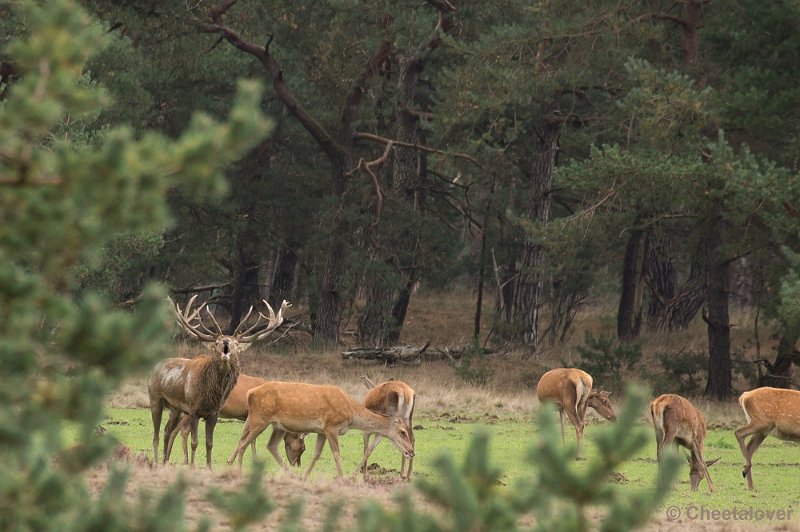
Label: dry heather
xmin=111 ymin=290 xmax=776 ymax=426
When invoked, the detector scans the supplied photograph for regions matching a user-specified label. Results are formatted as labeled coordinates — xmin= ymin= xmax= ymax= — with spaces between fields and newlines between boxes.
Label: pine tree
xmin=0 ymin=1 xmax=270 ymax=529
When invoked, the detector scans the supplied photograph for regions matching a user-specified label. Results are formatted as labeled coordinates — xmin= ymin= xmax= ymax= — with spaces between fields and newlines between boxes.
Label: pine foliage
xmin=0 ymin=1 xmax=269 ymax=529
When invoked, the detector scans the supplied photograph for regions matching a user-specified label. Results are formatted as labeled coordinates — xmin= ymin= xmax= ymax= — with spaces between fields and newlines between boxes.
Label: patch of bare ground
xmin=644 ymin=517 xmax=800 ymax=532
xmin=86 ymin=456 xmax=435 ymax=531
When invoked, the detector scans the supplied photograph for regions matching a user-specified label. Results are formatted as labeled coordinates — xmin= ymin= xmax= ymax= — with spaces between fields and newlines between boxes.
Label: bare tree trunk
xmin=646 ymin=228 xmax=676 ymax=328
xmin=758 ymin=335 xmax=799 ymax=388
xmin=270 ymin=243 xmax=297 ymax=308
xmin=704 ymin=200 xmax=733 ymax=400
xmin=228 ymin=243 xmax=260 ymax=334
xmin=198 ymin=4 xmax=393 ymax=346
xmin=617 ymin=226 xmax=647 ymax=341
xmin=315 ymin=158 xmax=352 ymax=344
xmin=507 ymin=116 xmax=560 ymax=349
xmin=357 ymin=4 xmax=454 ymax=346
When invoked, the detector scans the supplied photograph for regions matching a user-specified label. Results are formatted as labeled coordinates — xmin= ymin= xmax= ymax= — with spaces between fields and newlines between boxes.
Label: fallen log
xmin=341 ymin=342 xmax=497 ymax=365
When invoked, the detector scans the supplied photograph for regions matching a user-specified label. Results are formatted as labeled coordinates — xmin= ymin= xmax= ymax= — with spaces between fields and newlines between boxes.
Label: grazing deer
xmin=165 ymin=373 xmax=306 ymax=467
xmin=148 ymin=295 xmax=289 ymax=467
xmin=650 ymin=394 xmax=718 ymax=492
xmin=359 ymin=375 xmax=416 ymax=480
xmin=227 ymin=381 xmax=414 ymax=480
xmin=535 ymin=368 xmax=616 ymax=457
xmin=735 ymin=387 xmax=800 ymax=490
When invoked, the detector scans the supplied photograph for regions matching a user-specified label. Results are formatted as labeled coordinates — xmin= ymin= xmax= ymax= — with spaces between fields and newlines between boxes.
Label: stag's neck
xmin=351 ymin=405 xmax=392 ymax=433
xmin=197 ymin=354 xmax=240 ymax=414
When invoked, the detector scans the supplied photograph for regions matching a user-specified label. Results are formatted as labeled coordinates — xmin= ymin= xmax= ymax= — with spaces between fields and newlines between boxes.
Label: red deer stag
xmin=650 ymin=394 xmax=718 ymax=492
xmin=735 ymin=387 xmax=800 ymax=490
xmin=359 ymin=376 xmax=416 ymax=480
xmin=165 ymin=373 xmax=306 ymax=467
xmin=227 ymin=381 xmax=414 ymax=480
xmin=535 ymin=368 xmax=616 ymax=457
xmin=149 ymin=296 xmax=289 ymax=467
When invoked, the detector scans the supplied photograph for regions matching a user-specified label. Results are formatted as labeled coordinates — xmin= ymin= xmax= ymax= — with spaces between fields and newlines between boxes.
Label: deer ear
xmin=706 ymin=457 xmax=720 ymax=467
xmin=389 ymin=391 xmax=400 ymax=405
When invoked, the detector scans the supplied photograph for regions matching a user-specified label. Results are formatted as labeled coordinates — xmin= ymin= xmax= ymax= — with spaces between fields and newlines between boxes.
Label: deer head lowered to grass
xmin=650 ymin=393 xmax=718 ymax=492
xmin=148 ymin=295 xmax=289 ymax=468
xmin=359 ymin=375 xmax=416 ymax=480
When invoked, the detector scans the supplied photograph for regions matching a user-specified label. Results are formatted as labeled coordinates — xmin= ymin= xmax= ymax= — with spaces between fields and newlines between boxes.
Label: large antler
xmin=169 ymin=295 xmax=224 ymax=342
xmin=235 ymin=300 xmax=291 ymax=343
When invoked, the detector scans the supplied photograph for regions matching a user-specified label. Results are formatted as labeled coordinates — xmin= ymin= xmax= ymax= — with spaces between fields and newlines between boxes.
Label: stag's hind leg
xmin=161 ymin=408 xmax=182 ymax=465
xmin=150 ymin=399 xmax=165 ymax=465
xmin=165 ymin=414 xmax=189 ymax=465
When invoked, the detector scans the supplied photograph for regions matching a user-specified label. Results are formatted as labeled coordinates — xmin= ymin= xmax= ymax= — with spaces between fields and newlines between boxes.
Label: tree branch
xmin=354 ymin=131 xmax=491 ymax=175
xmin=196 ymin=6 xmax=343 ymax=163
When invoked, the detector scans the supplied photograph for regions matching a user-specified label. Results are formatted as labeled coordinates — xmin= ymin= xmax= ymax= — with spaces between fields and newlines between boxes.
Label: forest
xmin=2 ymin=0 xmax=800 ymax=530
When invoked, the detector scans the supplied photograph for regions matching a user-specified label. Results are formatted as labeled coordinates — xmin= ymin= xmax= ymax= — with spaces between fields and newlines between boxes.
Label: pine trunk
xmin=358 ymin=55 xmax=423 ymax=347
xmin=508 ymin=116 xmax=559 ymax=349
xmin=617 ymin=227 xmax=646 ymax=341
xmin=704 ymin=201 xmax=733 ymax=400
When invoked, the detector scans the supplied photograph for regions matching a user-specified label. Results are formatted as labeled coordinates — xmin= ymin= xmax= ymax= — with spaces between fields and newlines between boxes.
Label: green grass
xmin=97 ymin=408 xmax=800 ymax=524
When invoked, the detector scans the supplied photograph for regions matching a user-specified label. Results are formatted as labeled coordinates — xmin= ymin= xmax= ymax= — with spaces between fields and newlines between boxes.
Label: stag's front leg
xmin=205 ymin=413 xmax=218 ymax=469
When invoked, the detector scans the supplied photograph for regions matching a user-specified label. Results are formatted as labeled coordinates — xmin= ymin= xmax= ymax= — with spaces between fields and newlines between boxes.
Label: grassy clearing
xmin=96 ymin=291 xmax=800 ymax=529
xmin=97 ymin=405 xmax=800 ymax=529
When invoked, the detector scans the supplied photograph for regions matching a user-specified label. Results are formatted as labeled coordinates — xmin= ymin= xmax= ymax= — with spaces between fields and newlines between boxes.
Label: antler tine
xmin=203 ymin=306 xmax=225 ymax=336
xmin=238 ymin=300 xmax=291 ymax=342
xmin=232 ymin=305 xmax=257 ymax=337
xmin=169 ymin=295 xmax=217 ymax=342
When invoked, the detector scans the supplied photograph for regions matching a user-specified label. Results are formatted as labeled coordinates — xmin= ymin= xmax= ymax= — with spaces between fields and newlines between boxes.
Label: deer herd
xmin=148 ymin=296 xmax=797 ymax=491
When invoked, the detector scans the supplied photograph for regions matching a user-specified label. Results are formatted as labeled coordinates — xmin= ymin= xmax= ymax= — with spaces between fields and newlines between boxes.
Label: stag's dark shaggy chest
xmin=195 ymin=355 xmax=240 ymax=416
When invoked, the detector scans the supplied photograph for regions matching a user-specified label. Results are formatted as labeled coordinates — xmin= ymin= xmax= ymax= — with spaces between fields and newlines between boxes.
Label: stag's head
xmin=588 ymin=390 xmax=616 ymax=421
xmin=170 ymin=295 xmax=291 ymax=359
xmin=387 ymin=417 xmax=415 ymax=458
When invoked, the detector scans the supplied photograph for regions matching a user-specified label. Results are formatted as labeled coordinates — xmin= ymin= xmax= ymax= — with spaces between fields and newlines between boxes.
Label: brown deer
xmin=650 ymin=394 xmax=718 ymax=492
xmin=535 ymin=368 xmax=616 ymax=457
xmin=165 ymin=373 xmax=306 ymax=467
xmin=359 ymin=375 xmax=416 ymax=480
xmin=735 ymin=387 xmax=800 ymax=490
xmin=227 ymin=381 xmax=414 ymax=480
xmin=148 ymin=295 xmax=289 ymax=467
